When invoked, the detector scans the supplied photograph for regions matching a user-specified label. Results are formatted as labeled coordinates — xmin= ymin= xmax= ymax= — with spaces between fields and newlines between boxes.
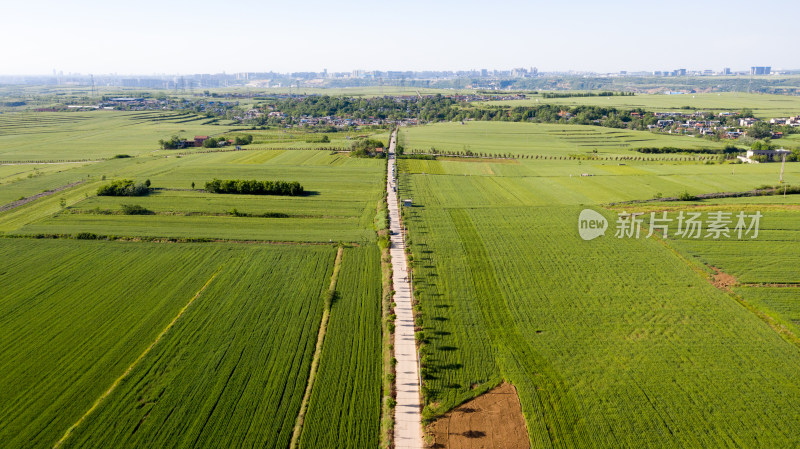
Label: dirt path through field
xmin=428 ymin=383 xmax=529 ymax=449
xmin=388 ymin=130 xmax=425 ymax=449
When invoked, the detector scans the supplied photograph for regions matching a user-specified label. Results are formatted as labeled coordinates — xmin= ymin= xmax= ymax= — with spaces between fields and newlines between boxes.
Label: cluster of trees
xmin=750 ymin=140 xmax=777 ymax=151
xmin=204 ymin=179 xmax=304 ymax=196
xmin=635 ymin=145 xmax=741 ymax=154
xmin=159 ymin=134 xmax=253 ymax=150
xmin=97 ymin=179 xmax=151 ymax=196
xmin=246 ymin=94 xmax=659 ymax=128
xmin=350 ymin=138 xmax=386 ymax=158
xmin=233 ymin=134 xmax=254 ymax=145
xmin=202 ymin=137 xmax=224 ymax=148
xmin=251 ymin=95 xmax=460 ymax=124
xmin=747 ymin=121 xmax=773 ymax=139
xmin=203 ymin=134 xmax=253 ymax=148
xmin=159 ymin=135 xmax=185 ymax=149
xmin=234 ymin=94 xmax=800 ymax=150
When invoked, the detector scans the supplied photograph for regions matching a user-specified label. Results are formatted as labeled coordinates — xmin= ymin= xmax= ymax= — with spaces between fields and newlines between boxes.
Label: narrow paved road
xmin=388 ymin=130 xmax=424 ymax=448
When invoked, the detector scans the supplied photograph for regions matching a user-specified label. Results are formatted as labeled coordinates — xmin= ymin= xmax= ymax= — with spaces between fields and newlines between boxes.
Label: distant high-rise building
xmin=723 ymin=67 xmax=731 ymax=75
xmin=751 ymin=66 xmax=771 ymax=75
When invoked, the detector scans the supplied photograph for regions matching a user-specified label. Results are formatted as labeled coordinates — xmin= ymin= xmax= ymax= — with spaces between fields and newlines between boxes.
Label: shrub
xmin=112 ymin=154 xmax=131 ymax=159
xmin=120 ymin=204 xmax=153 ymax=215
xmin=75 ymin=232 xmax=98 ymax=240
xmin=262 ymin=212 xmax=290 ymax=218
xmin=678 ymin=190 xmax=698 ymax=201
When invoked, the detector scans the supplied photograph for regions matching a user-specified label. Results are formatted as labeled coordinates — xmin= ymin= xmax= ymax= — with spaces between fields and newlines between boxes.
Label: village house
xmin=739 ymin=118 xmax=757 ymax=127
xmin=656 ymin=119 xmax=674 ymax=127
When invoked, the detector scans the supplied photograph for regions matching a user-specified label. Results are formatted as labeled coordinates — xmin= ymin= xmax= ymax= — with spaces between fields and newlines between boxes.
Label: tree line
xmin=634 ymin=145 xmax=740 ymax=154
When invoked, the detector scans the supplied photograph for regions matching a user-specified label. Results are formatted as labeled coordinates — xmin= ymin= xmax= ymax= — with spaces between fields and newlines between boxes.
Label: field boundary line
xmin=3 ymin=234 xmax=361 ymax=246
xmin=52 ymin=266 xmax=224 ymax=449
xmin=289 ymin=246 xmax=344 ymax=449
xmin=739 ymin=283 xmax=800 ymax=288
xmin=378 ymin=159 xmax=395 ymax=448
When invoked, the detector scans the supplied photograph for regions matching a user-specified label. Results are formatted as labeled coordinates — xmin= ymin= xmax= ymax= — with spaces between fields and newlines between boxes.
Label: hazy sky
xmin=2 ymin=0 xmax=798 ymax=75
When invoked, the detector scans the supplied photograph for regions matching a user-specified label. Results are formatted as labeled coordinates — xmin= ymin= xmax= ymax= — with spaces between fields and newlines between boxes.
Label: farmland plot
xmin=60 ymin=245 xmax=336 ymax=449
xmin=667 ymin=209 xmax=800 ymax=283
xmin=734 ymin=287 xmax=800 ymax=335
xmin=300 ymin=245 xmax=382 ymax=448
xmin=6 ymin=149 xmax=385 ymax=242
xmin=0 ymin=239 xmax=238 ymax=449
xmin=400 ymin=167 xmax=800 ymax=447
xmin=400 ymin=122 xmax=728 ymax=157
xmin=0 ymin=112 xmax=229 ymax=161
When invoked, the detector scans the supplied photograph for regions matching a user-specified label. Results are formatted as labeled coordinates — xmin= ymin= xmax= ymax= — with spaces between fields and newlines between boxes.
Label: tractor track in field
xmin=0 ymin=181 xmax=84 ymax=213
xmin=290 ymin=246 xmax=344 ymax=448
xmin=52 ymin=267 xmax=223 ymax=449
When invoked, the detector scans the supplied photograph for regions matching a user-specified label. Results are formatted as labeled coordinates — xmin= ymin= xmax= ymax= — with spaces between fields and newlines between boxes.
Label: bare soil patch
xmin=710 ymin=266 xmax=738 ymax=291
xmin=428 ymin=383 xmax=529 ymax=449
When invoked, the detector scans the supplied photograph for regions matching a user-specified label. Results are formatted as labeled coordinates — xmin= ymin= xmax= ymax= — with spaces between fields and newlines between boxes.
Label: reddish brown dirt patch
xmin=710 ymin=266 xmax=738 ymax=291
xmin=428 ymin=383 xmax=529 ymax=449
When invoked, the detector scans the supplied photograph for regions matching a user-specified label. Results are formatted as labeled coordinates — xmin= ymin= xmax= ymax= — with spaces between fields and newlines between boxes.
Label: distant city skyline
xmin=2 ymin=0 xmax=798 ymax=76
xmin=12 ymin=66 xmax=793 ymax=79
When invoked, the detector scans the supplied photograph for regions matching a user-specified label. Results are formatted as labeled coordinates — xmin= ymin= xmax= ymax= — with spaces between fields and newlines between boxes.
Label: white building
xmin=740 ymin=148 xmax=791 ymax=163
